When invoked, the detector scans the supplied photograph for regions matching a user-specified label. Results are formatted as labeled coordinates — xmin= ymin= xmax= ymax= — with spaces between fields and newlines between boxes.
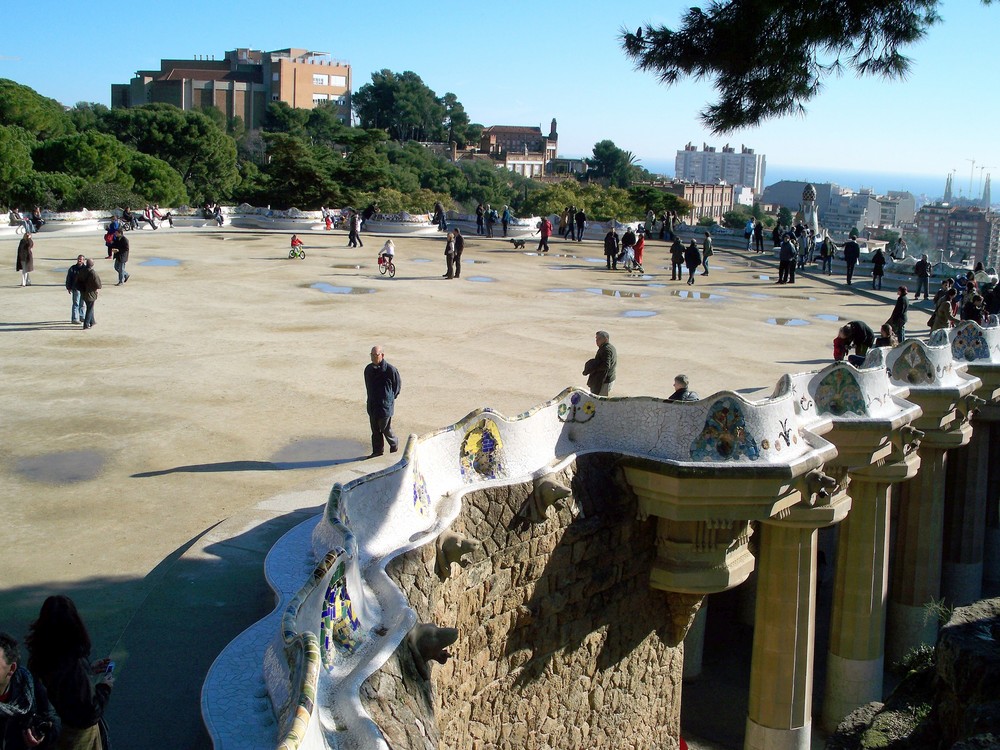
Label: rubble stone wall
xmin=362 ymin=454 xmax=683 ymax=749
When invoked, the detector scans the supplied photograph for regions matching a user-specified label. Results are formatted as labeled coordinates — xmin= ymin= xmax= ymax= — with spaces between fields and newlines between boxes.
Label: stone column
xmin=941 ymin=417 xmax=990 ymax=605
xmin=984 ymin=421 xmax=1000 ymax=596
xmin=821 ymin=475 xmax=894 ymax=731
xmin=886 ymin=439 xmax=953 ymax=666
xmin=745 ymin=521 xmax=819 ymax=750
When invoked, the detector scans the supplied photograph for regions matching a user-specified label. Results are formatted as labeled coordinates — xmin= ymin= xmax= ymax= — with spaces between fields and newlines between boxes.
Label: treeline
xmin=0 ymin=75 xmax=692 ymax=221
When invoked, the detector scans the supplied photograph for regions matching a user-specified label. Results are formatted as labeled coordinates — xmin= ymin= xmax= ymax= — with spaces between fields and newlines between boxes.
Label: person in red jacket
xmin=536 ymin=216 xmax=553 ymax=254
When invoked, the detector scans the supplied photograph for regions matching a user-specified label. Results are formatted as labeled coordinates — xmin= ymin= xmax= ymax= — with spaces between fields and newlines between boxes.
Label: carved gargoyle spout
xmin=406 ymin=623 xmax=459 ymax=680
xmin=519 ymin=474 xmax=577 ymax=523
xmin=805 ymin=469 xmax=839 ymax=503
xmin=434 ymin=530 xmax=481 ymax=581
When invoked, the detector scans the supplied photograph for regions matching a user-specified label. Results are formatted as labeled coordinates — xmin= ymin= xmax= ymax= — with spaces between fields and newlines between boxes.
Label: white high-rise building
xmin=674 ymin=143 xmax=767 ymax=195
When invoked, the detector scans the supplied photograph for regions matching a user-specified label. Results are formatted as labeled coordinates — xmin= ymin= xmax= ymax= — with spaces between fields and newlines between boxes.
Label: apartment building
xmin=675 ymin=143 xmax=766 ymax=195
xmin=914 ymin=203 xmax=999 ymax=265
xmin=111 ymin=48 xmax=351 ymax=129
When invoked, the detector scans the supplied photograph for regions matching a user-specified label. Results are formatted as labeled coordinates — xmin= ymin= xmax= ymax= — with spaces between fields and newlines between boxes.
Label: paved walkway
xmin=0 ymin=226 xmax=933 ymax=748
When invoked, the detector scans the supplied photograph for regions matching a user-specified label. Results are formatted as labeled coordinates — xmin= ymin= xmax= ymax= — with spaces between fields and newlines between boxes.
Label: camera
xmin=25 ymin=713 xmax=53 ymax=739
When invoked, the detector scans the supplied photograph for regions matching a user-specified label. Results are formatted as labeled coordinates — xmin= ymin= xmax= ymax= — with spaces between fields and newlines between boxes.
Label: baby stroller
xmin=618 ymin=245 xmax=642 ymax=276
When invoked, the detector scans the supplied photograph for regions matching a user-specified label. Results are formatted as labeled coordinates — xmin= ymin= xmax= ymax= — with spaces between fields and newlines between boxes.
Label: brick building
xmin=639 ymin=180 xmax=734 ymax=225
xmin=479 ymin=119 xmax=558 ymax=177
xmin=111 ymin=48 xmax=351 ymax=130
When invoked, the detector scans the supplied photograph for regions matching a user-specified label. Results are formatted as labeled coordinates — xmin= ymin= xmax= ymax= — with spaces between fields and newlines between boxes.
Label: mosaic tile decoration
xmin=557 ymin=391 xmax=598 ymax=423
xmin=412 ymin=468 xmax=431 ymax=517
xmin=690 ymin=397 xmax=761 ymax=461
xmin=951 ymin=322 xmax=990 ymax=362
xmin=321 ymin=560 xmax=362 ymax=661
xmin=459 ymin=418 xmax=505 ymax=481
xmin=891 ymin=342 xmax=935 ymax=385
xmin=815 ymin=367 xmax=868 ymax=417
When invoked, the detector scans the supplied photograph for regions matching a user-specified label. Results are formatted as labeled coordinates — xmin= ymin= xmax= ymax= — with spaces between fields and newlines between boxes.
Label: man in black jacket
xmin=364 ymin=346 xmax=402 ymax=458
xmin=843 ymin=236 xmax=861 ymax=285
xmin=65 ymin=255 xmax=86 ymax=324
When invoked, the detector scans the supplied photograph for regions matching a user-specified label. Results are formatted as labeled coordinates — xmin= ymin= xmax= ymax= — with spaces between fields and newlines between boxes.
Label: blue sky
xmin=2 ymin=1 xmax=996 ymax=194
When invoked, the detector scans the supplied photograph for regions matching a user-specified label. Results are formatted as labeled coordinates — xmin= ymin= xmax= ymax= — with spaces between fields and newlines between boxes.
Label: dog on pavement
xmin=509 ymin=238 xmax=526 ymax=249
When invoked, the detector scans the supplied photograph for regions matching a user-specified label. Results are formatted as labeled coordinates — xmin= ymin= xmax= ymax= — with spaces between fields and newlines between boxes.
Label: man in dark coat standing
xmin=603 ymin=228 xmax=620 ymax=270
xmin=843 ymin=236 xmax=861 ymax=286
xmin=364 ymin=345 xmax=402 ymax=458
xmin=452 ymin=227 xmax=465 ymax=279
xmin=78 ymin=259 xmax=102 ymax=330
xmin=112 ymin=230 xmax=130 ymax=285
xmin=583 ymin=331 xmax=617 ymax=396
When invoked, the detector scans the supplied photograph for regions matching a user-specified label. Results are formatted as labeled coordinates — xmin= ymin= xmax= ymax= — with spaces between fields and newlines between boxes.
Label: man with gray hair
xmin=364 ymin=345 xmax=402 ymax=458
xmin=583 ymin=331 xmax=617 ymax=396
xmin=668 ymin=374 xmax=699 ymax=402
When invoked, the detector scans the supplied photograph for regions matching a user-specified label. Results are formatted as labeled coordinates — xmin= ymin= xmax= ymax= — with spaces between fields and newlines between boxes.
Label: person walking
xmin=871 ymin=247 xmax=886 ymax=290
xmin=536 ymin=216 xmax=553 ymax=254
xmin=701 ymin=231 xmax=713 ymax=275
xmin=475 ymin=203 xmax=485 ymax=235
xmin=603 ymin=227 xmax=620 ymax=270
xmin=670 ymin=238 xmax=685 ymax=281
xmin=26 ymin=595 xmax=114 ymax=750
xmin=347 ymin=211 xmax=363 ymax=248
xmin=501 ymin=206 xmax=512 ymax=237
xmin=930 ymin=289 xmax=960 ymax=331
xmin=485 ymin=205 xmax=496 ymax=238
xmin=443 ymin=232 xmax=456 ymax=279
xmin=886 ymin=286 xmax=909 ymax=342
xmin=66 ymin=255 xmax=87 ymax=324
xmin=913 ymin=254 xmax=932 ymax=300
xmin=452 ymin=227 xmax=465 ymax=279
xmin=843 ymin=236 xmax=861 ymax=285
xmin=753 ymin=220 xmax=765 ymax=254
xmin=78 ymin=259 xmax=102 ymax=330
xmin=582 ymin=330 xmax=617 ymax=396
xmin=364 ymin=345 xmax=402 ymax=458
xmin=111 ymin=230 xmax=130 ymax=285
xmin=778 ymin=234 xmax=796 ymax=284
xmin=819 ymin=234 xmax=835 ymax=275
xmin=16 ymin=232 xmax=33 ymax=287
xmin=684 ymin=240 xmax=702 ymax=285
xmin=574 ymin=207 xmax=587 ymax=242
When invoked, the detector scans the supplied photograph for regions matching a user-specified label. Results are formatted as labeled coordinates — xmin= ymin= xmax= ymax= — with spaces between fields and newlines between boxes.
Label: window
xmin=312 ymin=94 xmax=329 ymax=104
xmin=312 ymin=74 xmax=328 ymax=86
xmin=330 ymin=75 xmax=347 ymax=87
xmin=272 ymin=72 xmax=280 ymax=81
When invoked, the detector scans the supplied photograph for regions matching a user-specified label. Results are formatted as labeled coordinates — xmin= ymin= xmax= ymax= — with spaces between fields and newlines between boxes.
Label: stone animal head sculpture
xmin=434 ymin=530 xmax=481 ymax=581
xmin=406 ymin=623 xmax=459 ymax=680
xmin=519 ymin=474 xmax=577 ymax=524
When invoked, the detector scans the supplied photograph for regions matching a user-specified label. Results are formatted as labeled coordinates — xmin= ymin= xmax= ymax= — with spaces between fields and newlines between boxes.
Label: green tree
xmin=621 ymin=2 xmax=995 ymax=132
xmin=101 ymin=104 xmax=239 ymax=203
xmin=722 ymin=204 xmax=754 ymax=229
xmin=627 ymin=186 xmax=694 ymax=216
xmin=258 ymin=133 xmax=343 ymax=209
xmin=32 ymin=131 xmax=133 ymax=186
xmin=262 ymin=101 xmax=310 ymax=138
xmin=67 ymin=102 xmax=110 ymax=132
xmin=778 ymin=206 xmax=794 ymax=226
xmin=353 ymin=70 xmax=455 ymax=142
xmin=125 ymin=151 xmax=189 ymax=205
xmin=9 ymin=172 xmax=85 ymax=210
xmin=0 ymin=125 xmax=34 ymax=201
xmin=586 ymin=140 xmax=635 ymax=188
xmin=0 ymin=79 xmax=74 ymax=139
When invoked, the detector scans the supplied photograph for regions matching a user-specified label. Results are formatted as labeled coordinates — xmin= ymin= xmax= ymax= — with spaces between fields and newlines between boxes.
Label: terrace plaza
xmin=1 ymin=224 xmax=997 ymax=749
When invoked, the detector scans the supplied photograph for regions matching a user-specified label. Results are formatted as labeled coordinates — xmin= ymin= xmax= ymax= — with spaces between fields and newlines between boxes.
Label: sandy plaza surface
xmin=0 ymin=224 xmax=920 ymax=747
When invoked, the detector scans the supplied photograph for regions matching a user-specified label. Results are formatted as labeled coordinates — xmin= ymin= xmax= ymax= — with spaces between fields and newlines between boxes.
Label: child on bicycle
xmin=289 ymin=234 xmax=304 ymax=257
xmin=378 ymin=239 xmax=395 ymax=265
